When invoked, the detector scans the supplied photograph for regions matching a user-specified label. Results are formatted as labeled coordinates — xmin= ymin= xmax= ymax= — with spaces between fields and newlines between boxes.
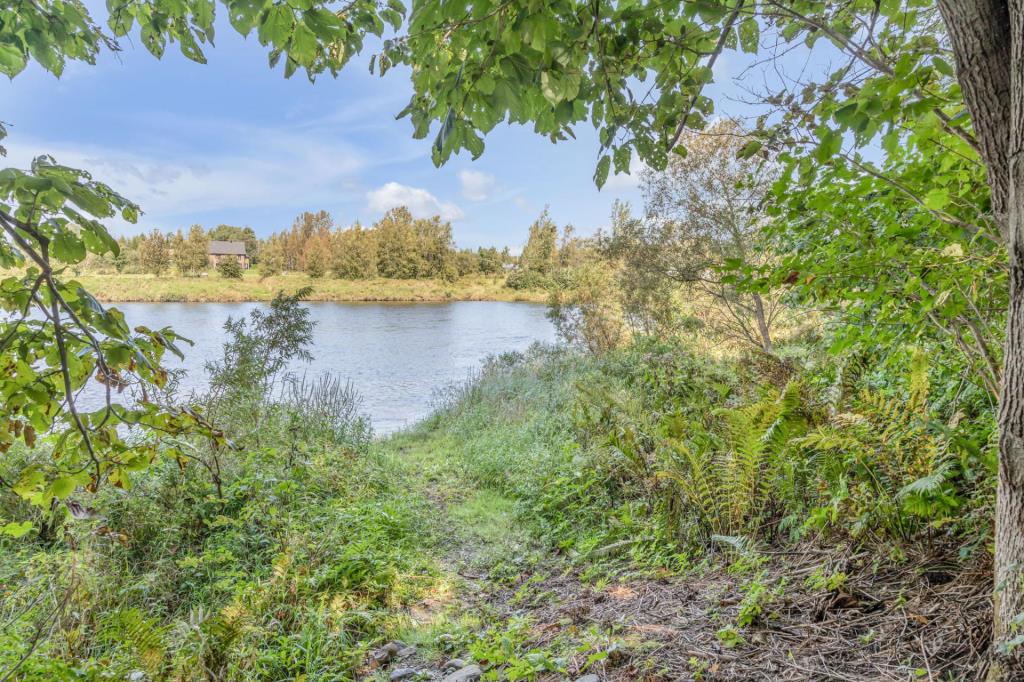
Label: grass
xmin=60 ymin=271 xmax=547 ymax=303
xmin=0 ymin=340 xmax=994 ymax=680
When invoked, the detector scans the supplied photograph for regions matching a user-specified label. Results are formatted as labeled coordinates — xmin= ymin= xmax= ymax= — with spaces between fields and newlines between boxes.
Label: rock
xmin=442 ymin=665 xmax=482 ymax=682
xmin=372 ymin=641 xmax=406 ymax=665
xmin=389 ymin=668 xmax=417 ymax=681
xmin=442 ymin=659 xmax=466 ymax=672
xmin=397 ymin=646 xmax=417 ymax=660
xmin=574 ymin=675 xmax=601 ymax=682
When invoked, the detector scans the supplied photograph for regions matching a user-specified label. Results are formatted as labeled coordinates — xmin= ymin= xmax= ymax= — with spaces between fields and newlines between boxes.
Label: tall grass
xmin=62 ymin=271 xmax=546 ymax=303
xmin=427 ymin=337 xmax=996 ymax=565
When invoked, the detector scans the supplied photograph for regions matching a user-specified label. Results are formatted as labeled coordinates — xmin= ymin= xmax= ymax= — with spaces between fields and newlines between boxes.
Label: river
xmin=105 ymin=301 xmax=557 ymax=434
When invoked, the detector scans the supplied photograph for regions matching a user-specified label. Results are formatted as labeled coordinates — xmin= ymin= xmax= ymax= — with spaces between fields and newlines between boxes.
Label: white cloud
xmin=4 ymin=119 xmax=367 ymax=235
xmin=458 ymin=169 xmax=496 ymax=202
xmin=366 ymin=182 xmax=464 ymax=220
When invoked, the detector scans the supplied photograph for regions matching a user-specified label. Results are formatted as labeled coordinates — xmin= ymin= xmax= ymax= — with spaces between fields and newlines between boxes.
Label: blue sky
xmin=0 ymin=6 xmax=767 ymax=250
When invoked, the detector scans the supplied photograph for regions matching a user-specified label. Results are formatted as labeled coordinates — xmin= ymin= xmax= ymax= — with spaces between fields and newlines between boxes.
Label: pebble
xmin=382 ymin=641 xmax=405 ymax=656
xmin=372 ymin=641 xmax=407 ymax=665
xmin=389 ymin=668 xmax=417 ymax=681
xmin=442 ymin=658 xmax=466 ymax=672
xmin=574 ymin=675 xmax=601 ymax=682
xmin=441 ymin=665 xmax=482 ymax=682
xmin=397 ymin=646 xmax=417 ymax=659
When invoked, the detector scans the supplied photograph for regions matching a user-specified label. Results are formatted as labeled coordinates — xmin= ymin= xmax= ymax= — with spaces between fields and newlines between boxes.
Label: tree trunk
xmin=938 ymin=1 xmax=1023 ymax=677
xmin=993 ymin=256 xmax=1024 ymax=678
xmin=751 ymin=292 xmax=773 ymax=354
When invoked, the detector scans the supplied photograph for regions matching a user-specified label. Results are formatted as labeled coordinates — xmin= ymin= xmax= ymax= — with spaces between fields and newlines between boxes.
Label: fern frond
xmin=896 ymin=462 xmax=953 ymax=499
xmin=100 ymin=608 xmax=168 ymax=674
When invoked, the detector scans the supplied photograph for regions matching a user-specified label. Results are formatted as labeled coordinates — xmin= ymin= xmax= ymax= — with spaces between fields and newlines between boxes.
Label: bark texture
xmin=937 ymin=0 xmax=1013 ymax=237
xmin=938 ymin=1 xmax=1023 ymax=678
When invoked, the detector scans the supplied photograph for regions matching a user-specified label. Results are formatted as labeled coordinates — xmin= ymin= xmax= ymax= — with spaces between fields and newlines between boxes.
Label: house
xmin=208 ymin=241 xmax=250 ymax=270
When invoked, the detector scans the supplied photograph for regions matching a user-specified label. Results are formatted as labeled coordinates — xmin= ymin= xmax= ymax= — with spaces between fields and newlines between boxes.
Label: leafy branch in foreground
xmin=0 ymin=156 xmax=224 ymax=533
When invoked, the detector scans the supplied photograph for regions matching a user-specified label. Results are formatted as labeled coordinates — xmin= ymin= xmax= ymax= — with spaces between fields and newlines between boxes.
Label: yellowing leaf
xmin=942 ymin=243 xmax=964 ymax=258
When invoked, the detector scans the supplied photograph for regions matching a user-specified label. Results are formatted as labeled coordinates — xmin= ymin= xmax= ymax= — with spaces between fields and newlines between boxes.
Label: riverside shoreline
xmin=62 ymin=272 xmax=547 ymax=303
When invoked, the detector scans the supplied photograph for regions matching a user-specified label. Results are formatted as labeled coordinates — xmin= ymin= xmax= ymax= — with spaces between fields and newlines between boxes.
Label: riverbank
xmin=0 ymin=339 xmax=993 ymax=679
xmin=68 ymin=272 xmax=547 ymax=303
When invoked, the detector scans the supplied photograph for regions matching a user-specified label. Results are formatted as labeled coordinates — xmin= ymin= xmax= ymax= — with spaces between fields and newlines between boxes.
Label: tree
xmin=600 ymin=202 xmax=682 ymax=337
xmin=0 ymin=159 xmax=219 ymax=531
xmin=217 ymin=258 xmax=243 ymax=279
xmin=934 ymin=4 xmax=1024 ymax=674
xmin=173 ymin=224 xmax=209 ymax=276
xmin=508 ymin=210 xmax=560 ymax=289
xmin=454 ymin=249 xmax=482 ymax=277
xmin=285 ymin=211 xmax=333 ymax=272
xmin=547 ymin=253 xmax=626 ymax=354
xmin=414 ymin=214 xmax=457 ymax=279
xmin=375 ymin=207 xmax=424 ymax=278
xmin=4 ymin=0 xmax=1024 ymax=669
xmin=138 ymin=229 xmax=170 ymax=276
xmin=331 ymin=222 xmax=379 ymax=279
xmin=477 ymin=247 xmax=503 ymax=275
xmin=623 ymin=119 xmax=782 ymax=353
xmin=304 ymin=233 xmax=331 ymax=278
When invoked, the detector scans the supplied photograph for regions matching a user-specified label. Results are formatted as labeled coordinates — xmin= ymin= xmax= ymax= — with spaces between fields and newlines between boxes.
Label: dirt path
xmin=361 ymin=432 xmax=990 ymax=681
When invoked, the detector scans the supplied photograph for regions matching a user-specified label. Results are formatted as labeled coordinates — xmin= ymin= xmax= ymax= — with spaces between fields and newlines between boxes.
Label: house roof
xmin=208 ymin=240 xmax=247 ymax=256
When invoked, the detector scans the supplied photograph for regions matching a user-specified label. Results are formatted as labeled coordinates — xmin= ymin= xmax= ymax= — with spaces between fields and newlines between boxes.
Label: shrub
xmin=217 ymin=258 xmax=243 ymax=279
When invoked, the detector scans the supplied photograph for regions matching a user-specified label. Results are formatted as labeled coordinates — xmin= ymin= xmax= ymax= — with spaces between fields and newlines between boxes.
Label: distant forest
xmin=94 ymin=207 xmax=514 ymax=281
xmin=87 ymin=206 xmax=590 ymax=288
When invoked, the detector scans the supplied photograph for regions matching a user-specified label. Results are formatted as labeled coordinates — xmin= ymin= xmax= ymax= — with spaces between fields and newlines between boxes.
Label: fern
xmin=99 ymin=608 xmax=168 ymax=674
xmin=654 ymin=381 xmax=809 ymax=542
xmin=897 ymin=461 xmax=953 ymax=499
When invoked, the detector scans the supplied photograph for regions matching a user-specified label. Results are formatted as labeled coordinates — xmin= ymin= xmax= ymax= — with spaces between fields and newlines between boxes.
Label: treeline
xmin=96 ymin=225 xmax=259 ymax=276
xmin=257 ymin=207 xmax=510 ymax=281
xmin=89 ymin=208 xmax=513 ymax=281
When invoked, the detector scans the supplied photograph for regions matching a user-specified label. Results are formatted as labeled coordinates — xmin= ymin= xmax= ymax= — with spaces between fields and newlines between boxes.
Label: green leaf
xmin=594 ymin=155 xmax=611 ymax=188
xmin=52 ymin=231 xmax=87 ymax=263
xmin=739 ymin=17 xmax=759 ymax=53
xmin=49 ymin=476 xmax=78 ymax=500
xmin=923 ymin=188 xmax=950 ymax=211
xmin=259 ymin=5 xmax=295 ymax=49
xmin=228 ymin=0 xmax=267 ymax=35
xmin=0 ymin=43 xmax=28 ymax=77
xmin=289 ymin=22 xmax=318 ymax=66
xmin=736 ymin=140 xmax=762 ymax=159
xmin=541 ymin=71 xmax=563 ymax=105
xmin=933 ymin=57 xmax=955 ymax=77
xmin=1 ymin=521 xmax=33 ymax=538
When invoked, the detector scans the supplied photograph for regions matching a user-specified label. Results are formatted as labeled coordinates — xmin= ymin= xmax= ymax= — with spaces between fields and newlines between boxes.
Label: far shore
xmin=63 ymin=272 xmax=547 ymax=304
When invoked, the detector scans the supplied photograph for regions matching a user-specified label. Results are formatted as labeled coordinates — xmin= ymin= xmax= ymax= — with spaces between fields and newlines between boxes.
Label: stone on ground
xmin=441 ymin=664 xmax=482 ymax=682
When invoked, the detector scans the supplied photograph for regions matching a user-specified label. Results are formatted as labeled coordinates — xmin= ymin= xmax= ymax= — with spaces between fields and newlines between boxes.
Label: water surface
xmin=111 ymin=301 xmax=556 ymax=434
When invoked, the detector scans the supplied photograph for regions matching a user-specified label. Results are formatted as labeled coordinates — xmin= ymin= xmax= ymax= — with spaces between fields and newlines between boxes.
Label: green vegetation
xmin=63 ymin=271 xmax=544 ymax=303
xmin=66 ymin=207 xmax=535 ymax=301
xmin=3 ymin=326 xmax=993 ymax=678
xmin=215 ymin=258 xmax=243 ymax=280
xmin=2 ymin=0 xmax=1023 ymax=678
xmin=92 ymin=208 xmax=517 ymax=285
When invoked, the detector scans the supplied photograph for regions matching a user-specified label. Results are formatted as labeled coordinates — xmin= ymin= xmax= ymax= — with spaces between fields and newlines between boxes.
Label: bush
xmin=217 ymin=258 xmax=243 ymax=279
xmin=0 ymin=284 xmax=403 ymax=680
xmin=504 ymin=268 xmax=550 ymax=290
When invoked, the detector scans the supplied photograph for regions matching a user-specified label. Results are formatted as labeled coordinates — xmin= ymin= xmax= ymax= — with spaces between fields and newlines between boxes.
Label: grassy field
xmin=61 ymin=271 xmax=546 ymax=303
